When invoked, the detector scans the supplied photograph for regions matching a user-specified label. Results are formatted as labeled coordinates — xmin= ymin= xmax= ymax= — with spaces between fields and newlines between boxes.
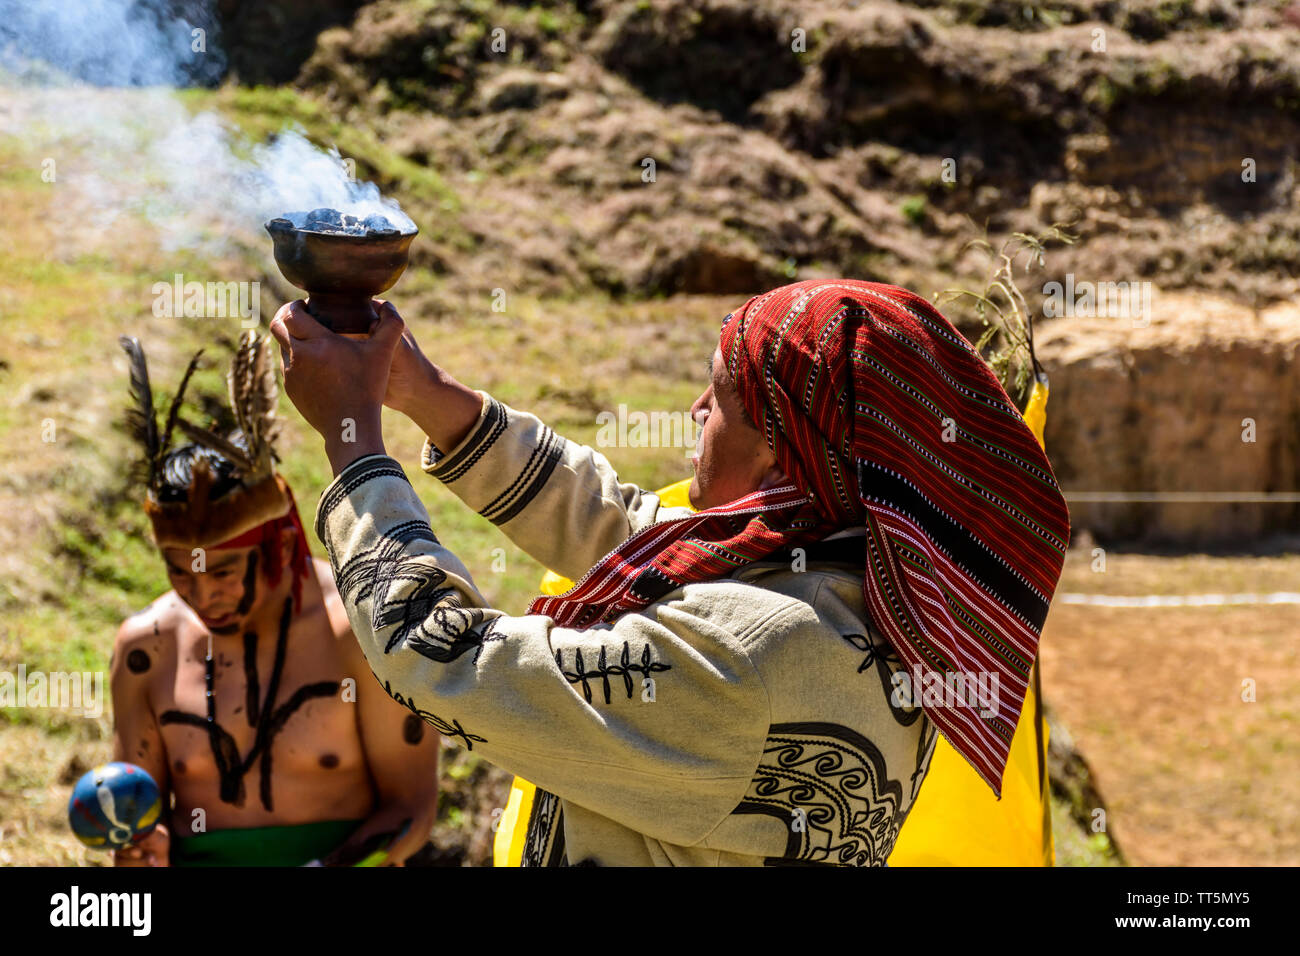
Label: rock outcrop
xmin=1038 ymin=291 xmax=1300 ymax=545
xmin=242 ymin=0 xmax=1300 ymax=309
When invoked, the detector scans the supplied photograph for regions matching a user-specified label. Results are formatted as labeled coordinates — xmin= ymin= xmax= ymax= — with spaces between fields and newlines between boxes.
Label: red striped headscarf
xmin=530 ymin=280 xmax=1071 ymax=794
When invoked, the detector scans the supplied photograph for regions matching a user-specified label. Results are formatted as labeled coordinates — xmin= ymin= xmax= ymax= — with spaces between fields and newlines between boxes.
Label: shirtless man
xmin=110 ymin=335 xmax=440 ymax=866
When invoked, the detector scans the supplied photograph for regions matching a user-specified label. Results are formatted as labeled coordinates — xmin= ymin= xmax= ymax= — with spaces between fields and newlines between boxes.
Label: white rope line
xmin=1058 ymin=592 xmax=1300 ymax=607
xmin=1065 ymin=492 xmax=1300 ymax=502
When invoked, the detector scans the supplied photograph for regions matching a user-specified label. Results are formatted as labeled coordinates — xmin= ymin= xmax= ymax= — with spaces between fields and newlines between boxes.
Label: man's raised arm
xmin=279 ymin=300 xmax=687 ymax=582
xmin=416 ymin=390 xmax=690 ymax=581
xmin=383 ymin=326 xmax=688 ymax=580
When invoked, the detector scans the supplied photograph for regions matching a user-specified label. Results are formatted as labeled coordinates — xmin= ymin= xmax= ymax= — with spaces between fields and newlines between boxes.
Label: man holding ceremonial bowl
xmin=270 ymin=280 xmax=1070 ymax=867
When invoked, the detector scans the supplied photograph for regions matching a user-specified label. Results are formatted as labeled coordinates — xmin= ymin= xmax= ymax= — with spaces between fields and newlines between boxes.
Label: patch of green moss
xmin=1087 ymin=75 xmax=1118 ymax=112
xmin=901 ymin=194 xmax=928 ymax=225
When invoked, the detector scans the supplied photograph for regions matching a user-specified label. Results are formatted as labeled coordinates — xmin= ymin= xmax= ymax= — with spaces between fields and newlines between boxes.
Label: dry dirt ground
xmin=1042 ymin=547 xmax=1300 ymax=866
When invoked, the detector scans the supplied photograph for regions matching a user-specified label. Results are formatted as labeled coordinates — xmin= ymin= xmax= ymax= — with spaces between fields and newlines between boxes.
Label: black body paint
xmin=243 ymin=631 xmax=259 ymax=727
xmin=209 ymin=552 xmax=261 ymax=636
xmin=160 ymin=596 xmax=339 ymax=811
xmin=402 ymin=714 xmax=424 ymax=745
xmin=126 ymin=649 xmax=151 ymax=674
xmin=235 ymin=551 xmax=260 ymax=616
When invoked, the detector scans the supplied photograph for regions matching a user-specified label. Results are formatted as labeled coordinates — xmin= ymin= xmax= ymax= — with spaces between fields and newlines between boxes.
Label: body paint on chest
xmin=160 ymin=596 xmax=339 ymax=811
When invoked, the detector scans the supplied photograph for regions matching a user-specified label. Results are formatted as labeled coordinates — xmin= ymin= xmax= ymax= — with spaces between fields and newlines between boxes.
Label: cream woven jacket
xmin=314 ymin=391 xmax=936 ymax=866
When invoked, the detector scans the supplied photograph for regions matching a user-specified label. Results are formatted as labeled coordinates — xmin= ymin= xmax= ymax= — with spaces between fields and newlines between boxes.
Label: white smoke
xmin=0 ymin=0 xmax=416 ymax=253
xmin=0 ymin=0 xmax=225 ymax=87
xmin=245 ymin=131 xmax=417 ymax=234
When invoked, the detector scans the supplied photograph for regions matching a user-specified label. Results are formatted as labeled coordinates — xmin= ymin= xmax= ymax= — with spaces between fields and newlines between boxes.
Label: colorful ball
xmin=67 ymin=762 xmax=161 ymax=850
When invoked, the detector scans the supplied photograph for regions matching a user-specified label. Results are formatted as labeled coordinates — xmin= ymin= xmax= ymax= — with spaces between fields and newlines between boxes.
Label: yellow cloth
xmin=495 ymin=381 xmax=1055 ymax=866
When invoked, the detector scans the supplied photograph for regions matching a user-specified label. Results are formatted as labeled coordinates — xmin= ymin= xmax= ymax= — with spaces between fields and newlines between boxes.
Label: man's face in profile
xmin=687 ymin=345 xmax=785 ymax=510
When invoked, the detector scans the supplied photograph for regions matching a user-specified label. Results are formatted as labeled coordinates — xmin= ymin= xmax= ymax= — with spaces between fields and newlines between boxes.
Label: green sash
xmin=170 ymin=819 xmax=362 ymax=867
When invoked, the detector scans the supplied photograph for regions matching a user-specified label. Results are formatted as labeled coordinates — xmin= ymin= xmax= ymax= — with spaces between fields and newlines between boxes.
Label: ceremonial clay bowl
xmin=266 ymin=211 xmax=417 ymax=334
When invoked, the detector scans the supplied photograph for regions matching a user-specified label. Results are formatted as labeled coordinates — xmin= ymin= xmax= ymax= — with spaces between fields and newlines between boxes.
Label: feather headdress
xmin=120 ymin=332 xmax=293 ymax=549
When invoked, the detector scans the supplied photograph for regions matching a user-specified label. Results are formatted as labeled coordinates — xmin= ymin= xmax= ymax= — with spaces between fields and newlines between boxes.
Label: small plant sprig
xmin=935 ymin=224 xmax=1076 ymax=406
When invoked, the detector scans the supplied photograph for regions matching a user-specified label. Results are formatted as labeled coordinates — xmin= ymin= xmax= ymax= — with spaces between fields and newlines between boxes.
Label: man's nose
xmin=192 ymin=574 xmax=223 ymax=610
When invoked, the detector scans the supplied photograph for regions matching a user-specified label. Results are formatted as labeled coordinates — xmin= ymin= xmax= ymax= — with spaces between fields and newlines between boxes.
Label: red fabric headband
xmin=210 ymin=482 xmax=313 ymax=612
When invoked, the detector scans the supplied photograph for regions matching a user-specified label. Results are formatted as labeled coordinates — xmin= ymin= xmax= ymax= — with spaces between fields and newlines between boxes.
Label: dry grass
xmin=0 ymin=722 xmax=113 ymax=866
xmin=1058 ymin=547 xmax=1300 ymax=596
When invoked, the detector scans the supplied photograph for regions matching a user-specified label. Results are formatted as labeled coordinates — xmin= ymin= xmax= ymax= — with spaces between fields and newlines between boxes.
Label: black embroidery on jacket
xmin=406 ymin=612 xmax=508 ymax=666
xmin=381 ymin=680 xmax=485 ymax=751
xmin=555 ymin=641 xmax=671 ymax=705
xmin=334 ymin=520 xmax=502 ymax=664
xmin=841 ymin=627 xmax=924 ymax=727
xmin=734 ymin=721 xmax=905 ymax=867
xmin=427 ymin=396 xmax=508 ymax=483
xmin=373 ymin=564 xmax=457 ymax=652
xmin=316 ymin=457 xmax=411 ymax=539
xmin=842 ymin=631 xmax=877 ymax=674
xmin=333 ymin=520 xmax=438 ymax=603
xmin=521 ymin=787 xmax=568 ymax=867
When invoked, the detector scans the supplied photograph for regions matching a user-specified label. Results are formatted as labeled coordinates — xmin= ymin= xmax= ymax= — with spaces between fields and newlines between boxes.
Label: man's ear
xmin=279 ymin=527 xmax=297 ymax=570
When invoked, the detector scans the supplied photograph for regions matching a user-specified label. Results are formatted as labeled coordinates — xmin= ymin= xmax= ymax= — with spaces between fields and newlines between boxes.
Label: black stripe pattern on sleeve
xmin=426 ymin=396 xmax=509 ymax=483
xmin=478 ymin=424 xmax=564 ymax=526
xmin=316 ymin=455 xmax=412 ymax=541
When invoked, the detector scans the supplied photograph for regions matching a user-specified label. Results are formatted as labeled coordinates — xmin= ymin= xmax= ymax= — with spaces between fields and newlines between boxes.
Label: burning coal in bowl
xmin=266 ymin=207 xmax=419 ymax=334
xmin=270 ymin=207 xmax=416 ymax=238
